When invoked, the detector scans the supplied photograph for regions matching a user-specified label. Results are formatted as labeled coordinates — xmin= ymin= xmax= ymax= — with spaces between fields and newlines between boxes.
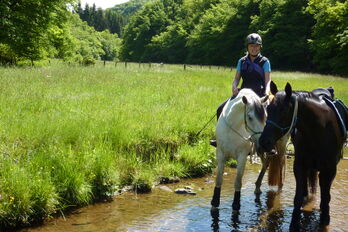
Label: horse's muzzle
xmin=258 ymin=136 xmax=275 ymax=154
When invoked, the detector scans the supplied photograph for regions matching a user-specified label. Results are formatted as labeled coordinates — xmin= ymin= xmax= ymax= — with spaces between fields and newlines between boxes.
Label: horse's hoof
xmin=320 ymin=214 xmax=330 ymax=226
xmin=289 ymin=222 xmax=300 ymax=232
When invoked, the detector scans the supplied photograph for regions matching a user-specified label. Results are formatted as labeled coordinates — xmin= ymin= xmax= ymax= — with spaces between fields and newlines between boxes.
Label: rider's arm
xmin=264 ymin=72 xmax=271 ymax=95
xmin=232 ymin=71 xmax=241 ymax=96
xmin=263 ymin=60 xmax=271 ymax=95
xmin=233 ymin=59 xmax=243 ymax=96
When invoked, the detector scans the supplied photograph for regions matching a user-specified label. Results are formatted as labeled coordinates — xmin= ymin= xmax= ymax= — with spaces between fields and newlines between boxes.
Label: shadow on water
xmin=20 ymin=158 xmax=348 ymax=232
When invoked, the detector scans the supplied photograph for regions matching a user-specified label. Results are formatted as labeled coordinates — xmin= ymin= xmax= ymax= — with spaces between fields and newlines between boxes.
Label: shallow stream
xmin=20 ymin=154 xmax=348 ymax=232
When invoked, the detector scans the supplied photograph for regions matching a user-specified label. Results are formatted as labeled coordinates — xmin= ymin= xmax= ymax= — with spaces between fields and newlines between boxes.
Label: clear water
xmin=20 ymin=156 xmax=348 ymax=232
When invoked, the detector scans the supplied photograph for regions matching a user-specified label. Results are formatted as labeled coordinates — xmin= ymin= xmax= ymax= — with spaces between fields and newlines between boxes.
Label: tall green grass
xmin=0 ymin=62 xmax=346 ymax=228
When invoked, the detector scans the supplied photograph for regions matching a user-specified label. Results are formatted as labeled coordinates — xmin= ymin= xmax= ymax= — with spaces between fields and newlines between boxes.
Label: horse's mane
xmin=235 ymin=89 xmax=266 ymax=122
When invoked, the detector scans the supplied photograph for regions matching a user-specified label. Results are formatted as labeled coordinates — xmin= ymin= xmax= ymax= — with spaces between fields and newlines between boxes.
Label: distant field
xmin=0 ymin=61 xmax=347 ymax=229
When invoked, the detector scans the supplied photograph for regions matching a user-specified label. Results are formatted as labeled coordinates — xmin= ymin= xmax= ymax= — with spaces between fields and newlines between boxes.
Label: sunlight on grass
xmin=0 ymin=62 xmax=346 ymax=228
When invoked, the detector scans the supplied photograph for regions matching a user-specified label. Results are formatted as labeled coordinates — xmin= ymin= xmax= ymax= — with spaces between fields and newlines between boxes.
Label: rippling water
xmin=20 ymin=156 xmax=348 ymax=232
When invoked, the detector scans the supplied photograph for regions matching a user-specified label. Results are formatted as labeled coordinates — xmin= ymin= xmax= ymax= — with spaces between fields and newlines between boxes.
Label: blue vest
xmin=240 ymin=54 xmax=268 ymax=97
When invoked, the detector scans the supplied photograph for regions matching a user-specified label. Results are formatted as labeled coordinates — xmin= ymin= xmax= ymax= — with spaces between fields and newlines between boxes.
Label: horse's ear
xmin=270 ymin=81 xmax=278 ymax=95
xmin=285 ymin=82 xmax=292 ymax=102
xmin=242 ymin=96 xmax=249 ymax=105
xmin=261 ymin=95 xmax=269 ymax=104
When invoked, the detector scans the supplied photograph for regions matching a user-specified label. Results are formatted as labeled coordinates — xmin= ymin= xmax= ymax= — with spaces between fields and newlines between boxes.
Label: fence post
xmin=125 ymin=62 xmax=127 ymax=68
xmin=184 ymin=64 xmax=186 ymax=70
xmin=104 ymin=60 xmax=106 ymax=66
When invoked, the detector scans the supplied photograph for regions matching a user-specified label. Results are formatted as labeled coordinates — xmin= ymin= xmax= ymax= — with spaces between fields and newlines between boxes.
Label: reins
xmin=195 ymin=112 xmax=217 ymax=137
xmin=222 ymin=103 xmax=263 ymax=142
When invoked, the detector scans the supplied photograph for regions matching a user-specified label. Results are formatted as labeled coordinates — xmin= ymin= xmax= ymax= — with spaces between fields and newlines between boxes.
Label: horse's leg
xmin=232 ymin=153 xmax=248 ymax=211
xmin=302 ymin=171 xmax=309 ymax=205
xmin=255 ymin=153 xmax=269 ymax=194
xmin=211 ymin=147 xmax=225 ymax=209
xmin=290 ymin=157 xmax=306 ymax=231
xmin=318 ymin=168 xmax=336 ymax=226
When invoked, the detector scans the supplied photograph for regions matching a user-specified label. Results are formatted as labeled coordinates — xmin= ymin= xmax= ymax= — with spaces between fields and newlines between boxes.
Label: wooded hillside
xmin=0 ymin=0 xmax=347 ymax=76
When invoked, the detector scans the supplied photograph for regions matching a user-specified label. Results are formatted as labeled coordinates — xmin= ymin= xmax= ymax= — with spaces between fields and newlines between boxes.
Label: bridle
xmin=265 ymin=96 xmax=298 ymax=138
xmin=244 ymin=104 xmax=264 ymax=140
xmin=222 ymin=103 xmax=264 ymax=142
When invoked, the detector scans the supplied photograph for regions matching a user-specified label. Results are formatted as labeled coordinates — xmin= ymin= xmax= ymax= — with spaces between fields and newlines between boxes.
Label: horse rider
xmin=210 ymin=33 xmax=272 ymax=147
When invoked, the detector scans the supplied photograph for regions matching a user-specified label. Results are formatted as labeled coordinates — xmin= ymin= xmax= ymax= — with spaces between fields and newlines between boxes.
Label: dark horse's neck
xmin=293 ymin=91 xmax=343 ymax=157
xmin=295 ymin=92 xmax=323 ymax=131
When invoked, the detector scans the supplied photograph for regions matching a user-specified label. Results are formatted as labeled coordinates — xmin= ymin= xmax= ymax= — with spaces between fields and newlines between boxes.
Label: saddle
xmin=312 ymin=87 xmax=348 ymax=140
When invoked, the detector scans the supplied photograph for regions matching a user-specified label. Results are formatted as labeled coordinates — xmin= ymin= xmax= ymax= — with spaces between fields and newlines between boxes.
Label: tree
xmin=250 ymin=0 xmax=315 ymax=71
xmin=306 ymin=0 xmax=348 ymax=76
xmin=187 ymin=0 xmax=259 ymax=65
xmin=0 ymin=0 xmax=73 ymax=63
xmin=99 ymin=30 xmax=122 ymax=61
xmin=121 ymin=0 xmax=175 ymax=61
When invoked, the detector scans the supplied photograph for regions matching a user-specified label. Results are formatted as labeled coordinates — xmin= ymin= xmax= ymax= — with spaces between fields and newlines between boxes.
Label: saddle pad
xmin=323 ymin=96 xmax=348 ymax=140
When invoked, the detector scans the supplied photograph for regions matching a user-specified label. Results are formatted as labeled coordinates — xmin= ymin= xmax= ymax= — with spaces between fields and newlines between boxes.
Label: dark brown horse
xmin=258 ymin=82 xmax=346 ymax=231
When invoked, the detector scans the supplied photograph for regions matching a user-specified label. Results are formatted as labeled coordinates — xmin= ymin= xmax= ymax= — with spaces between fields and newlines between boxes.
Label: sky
xmin=80 ymin=0 xmax=130 ymax=9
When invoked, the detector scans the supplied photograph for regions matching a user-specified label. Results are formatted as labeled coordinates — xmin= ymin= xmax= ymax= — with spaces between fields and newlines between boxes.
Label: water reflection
xmin=209 ymin=190 xmax=283 ymax=232
xmin=20 ymin=159 xmax=348 ymax=232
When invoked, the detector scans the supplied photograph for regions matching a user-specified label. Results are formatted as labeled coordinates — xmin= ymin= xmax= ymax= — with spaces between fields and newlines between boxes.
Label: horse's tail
xmin=268 ymin=138 xmax=287 ymax=187
xmin=268 ymin=154 xmax=285 ymax=187
xmin=308 ymin=169 xmax=318 ymax=194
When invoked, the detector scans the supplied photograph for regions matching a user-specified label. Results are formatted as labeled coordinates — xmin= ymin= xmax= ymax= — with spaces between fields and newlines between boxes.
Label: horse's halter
xmin=244 ymin=105 xmax=264 ymax=142
xmin=265 ymin=96 xmax=298 ymax=139
xmin=222 ymin=100 xmax=265 ymax=142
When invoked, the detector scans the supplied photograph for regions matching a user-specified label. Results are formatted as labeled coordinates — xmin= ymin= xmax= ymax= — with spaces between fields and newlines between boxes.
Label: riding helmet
xmin=245 ymin=33 xmax=262 ymax=46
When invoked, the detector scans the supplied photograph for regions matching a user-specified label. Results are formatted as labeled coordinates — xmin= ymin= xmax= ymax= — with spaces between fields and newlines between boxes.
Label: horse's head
xmin=240 ymin=90 xmax=269 ymax=145
xmin=258 ymin=81 xmax=296 ymax=153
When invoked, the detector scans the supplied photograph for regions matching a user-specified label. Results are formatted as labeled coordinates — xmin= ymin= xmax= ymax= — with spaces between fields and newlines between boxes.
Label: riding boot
xmin=210 ymin=140 xmax=217 ymax=147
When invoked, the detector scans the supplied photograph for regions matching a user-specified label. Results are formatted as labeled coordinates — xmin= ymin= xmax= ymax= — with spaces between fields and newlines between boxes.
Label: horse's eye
xmin=248 ymin=115 xmax=253 ymax=121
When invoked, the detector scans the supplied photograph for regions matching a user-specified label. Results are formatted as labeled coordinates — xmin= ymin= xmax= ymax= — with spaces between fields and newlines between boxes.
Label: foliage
xmin=306 ymin=0 xmax=348 ymax=76
xmin=111 ymin=0 xmax=151 ymax=17
xmin=120 ymin=0 xmax=347 ymax=76
xmin=121 ymin=0 xmax=181 ymax=61
xmin=76 ymin=2 xmax=126 ymax=36
xmin=0 ymin=0 xmax=73 ymax=63
xmin=187 ymin=0 xmax=259 ymax=65
xmin=250 ymin=0 xmax=315 ymax=71
xmin=1 ymin=0 xmax=348 ymax=75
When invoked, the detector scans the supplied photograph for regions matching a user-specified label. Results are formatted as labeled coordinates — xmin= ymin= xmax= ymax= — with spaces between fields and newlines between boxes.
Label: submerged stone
xmin=156 ymin=185 xmax=173 ymax=193
xmin=174 ymin=188 xmax=197 ymax=195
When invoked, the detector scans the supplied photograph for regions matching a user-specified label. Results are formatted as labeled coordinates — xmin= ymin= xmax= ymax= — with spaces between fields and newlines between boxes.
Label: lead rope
xmin=195 ymin=112 xmax=217 ymax=137
xmin=283 ymin=96 xmax=298 ymax=138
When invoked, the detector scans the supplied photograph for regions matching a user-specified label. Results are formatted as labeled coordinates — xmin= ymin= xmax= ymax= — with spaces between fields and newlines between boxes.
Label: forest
xmin=1 ymin=0 xmax=347 ymax=76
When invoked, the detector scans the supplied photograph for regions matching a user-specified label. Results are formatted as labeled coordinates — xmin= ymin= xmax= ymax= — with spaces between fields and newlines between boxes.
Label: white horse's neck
xmin=222 ymin=98 xmax=246 ymax=129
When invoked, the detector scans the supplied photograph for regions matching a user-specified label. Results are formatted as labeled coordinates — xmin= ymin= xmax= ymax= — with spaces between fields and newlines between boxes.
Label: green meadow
xmin=0 ymin=62 xmax=347 ymax=229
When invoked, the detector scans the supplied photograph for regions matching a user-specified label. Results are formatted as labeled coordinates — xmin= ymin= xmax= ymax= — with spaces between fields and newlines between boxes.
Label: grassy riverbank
xmin=0 ymin=61 xmax=347 ymax=229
